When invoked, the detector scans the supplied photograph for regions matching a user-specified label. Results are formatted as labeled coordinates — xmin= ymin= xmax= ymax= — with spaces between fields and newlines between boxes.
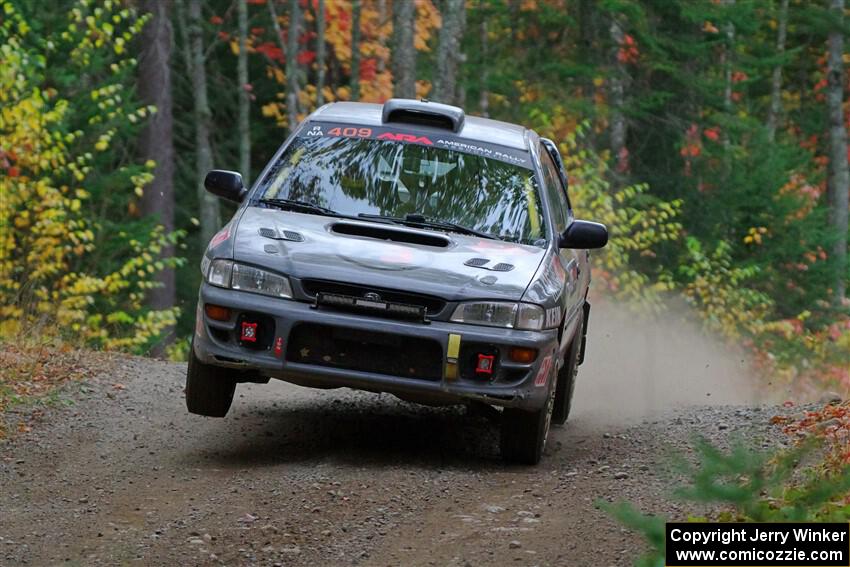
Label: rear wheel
xmin=552 ymin=327 xmax=582 ymax=426
xmin=186 ymin=343 xmax=237 ymax=417
xmin=500 ymin=359 xmax=557 ymax=465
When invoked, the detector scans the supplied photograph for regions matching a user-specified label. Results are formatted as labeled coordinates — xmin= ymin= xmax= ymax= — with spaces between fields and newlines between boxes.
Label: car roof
xmin=310 ymin=101 xmax=536 ymax=151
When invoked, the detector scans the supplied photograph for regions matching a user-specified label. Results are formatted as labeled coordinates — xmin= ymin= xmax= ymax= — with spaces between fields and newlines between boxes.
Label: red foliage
xmin=210 ymin=15 xmax=224 ymax=25
xmin=360 ymin=58 xmax=377 ymax=81
xmin=775 ymin=402 xmax=850 ymax=468
xmin=616 ymin=34 xmax=639 ymax=64
xmin=297 ymin=50 xmax=315 ymax=65
xmin=8 ymin=166 xmax=19 ymax=178
xmin=255 ymin=41 xmax=284 ymax=62
xmin=703 ymin=127 xmax=720 ymax=142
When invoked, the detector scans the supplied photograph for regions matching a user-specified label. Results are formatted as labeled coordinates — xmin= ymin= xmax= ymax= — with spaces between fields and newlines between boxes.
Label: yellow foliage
xmin=0 ymin=1 xmax=180 ymax=353
xmin=530 ymin=113 xmax=683 ymax=311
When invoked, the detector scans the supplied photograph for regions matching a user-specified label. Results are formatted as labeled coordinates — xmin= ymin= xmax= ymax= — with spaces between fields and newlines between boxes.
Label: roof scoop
xmin=381 ymin=98 xmax=465 ymax=133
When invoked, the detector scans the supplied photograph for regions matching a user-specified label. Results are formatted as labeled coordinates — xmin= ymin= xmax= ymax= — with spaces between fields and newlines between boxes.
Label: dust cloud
xmin=572 ymin=299 xmax=761 ymax=424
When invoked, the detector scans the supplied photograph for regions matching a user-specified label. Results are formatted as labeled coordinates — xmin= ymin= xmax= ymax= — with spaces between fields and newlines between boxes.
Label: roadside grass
xmin=0 ymin=337 xmax=112 ymax=439
xmin=604 ymin=403 xmax=850 ymax=567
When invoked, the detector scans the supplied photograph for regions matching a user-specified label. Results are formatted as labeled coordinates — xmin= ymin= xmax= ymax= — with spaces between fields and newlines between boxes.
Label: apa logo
xmin=377 ymin=132 xmax=433 ymax=145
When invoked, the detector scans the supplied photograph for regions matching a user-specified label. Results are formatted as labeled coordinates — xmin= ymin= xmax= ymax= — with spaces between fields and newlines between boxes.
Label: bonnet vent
xmin=259 ymin=227 xmax=304 ymax=242
xmin=464 ymin=258 xmax=515 ymax=272
xmin=464 ymin=258 xmax=490 ymax=267
xmin=331 ymin=221 xmax=450 ymax=248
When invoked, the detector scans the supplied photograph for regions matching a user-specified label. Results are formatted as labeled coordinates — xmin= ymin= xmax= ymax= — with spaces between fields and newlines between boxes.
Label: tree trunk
xmin=268 ymin=0 xmax=300 ymax=131
xmin=721 ymin=0 xmax=735 ymax=172
xmin=433 ymin=0 xmax=465 ymax=105
xmin=392 ymin=0 xmax=416 ymax=98
xmin=189 ymin=0 xmax=220 ymax=246
xmin=350 ymin=0 xmax=362 ymax=101
xmin=376 ymin=0 xmax=387 ymax=74
xmin=286 ymin=0 xmax=301 ymax=129
xmin=609 ymin=17 xmax=628 ymax=175
xmin=138 ymin=0 xmax=176 ymax=352
xmin=577 ymin=0 xmax=600 ymax=148
xmin=316 ymin=0 xmax=326 ymax=106
xmin=478 ymin=13 xmax=489 ymax=117
xmin=766 ymin=0 xmax=788 ymax=143
xmin=827 ymin=0 xmax=849 ymax=303
xmin=237 ymin=0 xmax=251 ymax=184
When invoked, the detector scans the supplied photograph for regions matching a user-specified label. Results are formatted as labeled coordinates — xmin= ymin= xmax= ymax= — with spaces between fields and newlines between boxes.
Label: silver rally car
xmin=188 ymin=98 xmax=607 ymax=464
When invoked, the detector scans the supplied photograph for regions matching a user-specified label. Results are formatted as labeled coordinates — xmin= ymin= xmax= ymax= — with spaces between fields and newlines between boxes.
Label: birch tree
xmin=827 ymin=0 xmax=849 ymax=303
xmin=478 ymin=15 xmax=489 ymax=117
xmin=316 ymin=0 xmax=326 ymax=106
xmin=351 ymin=0 xmax=362 ymax=101
xmin=392 ymin=0 xmax=416 ymax=98
xmin=433 ymin=0 xmax=466 ymax=105
xmin=268 ymin=0 xmax=300 ymax=131
xmin=766 ymin=0 xmax=789 ymax=143
xmin=187 ymin=0 xmax=220 ymax=246
xmin=285 ymin=0 xmax=301 ymax=129
xmin=237 ymin=0 xmax=251 ymax=184
xmin=609 ymin=17 xmax=627 ymax=176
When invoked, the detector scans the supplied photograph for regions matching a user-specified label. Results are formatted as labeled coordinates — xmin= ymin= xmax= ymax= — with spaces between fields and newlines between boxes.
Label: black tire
xmin=500 ymin=359 xmax=557 ymax=465
xmin=552 ymin=327 xmax=582 ymax=426
xmin=186 ymin=344 xmax=237 ymax=417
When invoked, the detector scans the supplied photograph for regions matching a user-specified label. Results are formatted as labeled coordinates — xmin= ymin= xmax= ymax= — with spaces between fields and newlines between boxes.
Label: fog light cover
xmin=475 ymin=353 xmax=495 ymax=376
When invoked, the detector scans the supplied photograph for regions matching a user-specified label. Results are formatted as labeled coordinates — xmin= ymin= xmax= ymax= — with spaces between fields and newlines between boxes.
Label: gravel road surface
xmin=0 ymin=304 xmax=789 ymax=566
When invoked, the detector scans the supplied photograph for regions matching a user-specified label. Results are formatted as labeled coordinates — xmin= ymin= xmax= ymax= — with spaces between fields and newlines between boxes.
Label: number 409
xmin=328 ymin=127 xmax=372 ymax=138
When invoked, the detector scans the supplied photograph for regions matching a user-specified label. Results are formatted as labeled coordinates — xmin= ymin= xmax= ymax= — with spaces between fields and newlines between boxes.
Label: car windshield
xmin=255 ymin=134 xmax=547 ymax=245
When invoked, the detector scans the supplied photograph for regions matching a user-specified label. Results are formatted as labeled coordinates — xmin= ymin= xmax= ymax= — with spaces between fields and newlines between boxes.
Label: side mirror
xmin=559 ymin=220 xmax=608 ymax=249
xmin=204 ymin=170 xmax=246 ymax=203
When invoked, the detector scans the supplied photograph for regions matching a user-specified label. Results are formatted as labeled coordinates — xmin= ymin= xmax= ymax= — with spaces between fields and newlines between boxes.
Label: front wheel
xmin=500 ymin=359 xmax=557 ymax=465
xmin=186 ymin=343 xmax=237 ymax=417
xmin=552 ymin=327 xmax=582 ymax=426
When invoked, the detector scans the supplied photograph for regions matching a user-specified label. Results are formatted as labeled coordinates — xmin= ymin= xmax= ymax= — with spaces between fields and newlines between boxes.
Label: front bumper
xmin=193 ymin=283 xmax=559 ymax=411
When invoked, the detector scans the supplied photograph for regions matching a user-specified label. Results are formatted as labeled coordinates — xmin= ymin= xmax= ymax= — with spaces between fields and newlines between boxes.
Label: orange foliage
xmin=774 ymin=402 xmax=850 ymax=470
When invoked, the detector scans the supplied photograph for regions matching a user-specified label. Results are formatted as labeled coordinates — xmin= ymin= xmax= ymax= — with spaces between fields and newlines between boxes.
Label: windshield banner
xmin=301 ymin=121 xmax=533 ymax=169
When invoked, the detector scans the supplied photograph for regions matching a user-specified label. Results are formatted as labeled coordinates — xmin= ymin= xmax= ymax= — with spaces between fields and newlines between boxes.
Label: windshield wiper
xmin=358 ymin=213 xmax=500 ymax=241
xmin=259 ymin=198 xmax=340 ymax=217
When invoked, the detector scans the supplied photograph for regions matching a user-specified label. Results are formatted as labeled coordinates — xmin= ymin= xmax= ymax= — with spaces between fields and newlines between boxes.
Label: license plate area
xmin=286 ymin=323 xmax=442 ymax=380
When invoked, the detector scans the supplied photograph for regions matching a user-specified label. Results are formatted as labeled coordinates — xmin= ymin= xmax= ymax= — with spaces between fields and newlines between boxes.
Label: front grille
xmin=286 ymin=323 xmax=443 ymax=381
xmin=301 ymin=279 xmax=446 ymax=315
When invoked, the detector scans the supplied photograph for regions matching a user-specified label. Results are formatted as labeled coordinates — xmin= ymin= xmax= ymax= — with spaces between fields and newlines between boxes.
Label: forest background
xmin=1 ymin=0 xmax=849 ymax=399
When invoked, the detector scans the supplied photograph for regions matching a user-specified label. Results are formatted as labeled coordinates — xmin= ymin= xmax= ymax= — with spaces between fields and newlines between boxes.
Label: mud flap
xmin=578 ymin=301 xmax=590 ymax=365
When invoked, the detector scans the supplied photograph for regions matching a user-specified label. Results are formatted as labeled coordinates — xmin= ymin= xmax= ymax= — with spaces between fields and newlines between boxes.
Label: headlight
xmin=450 ymin=302 xmax=546 ymax=331
xmin=206 ymin=259 xmax=293 ymax=299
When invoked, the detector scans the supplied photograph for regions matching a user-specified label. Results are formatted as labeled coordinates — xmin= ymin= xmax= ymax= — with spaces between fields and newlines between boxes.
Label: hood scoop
xmin=259 ymin=227 xmax=305 ymax=242
xmin=464 ymin=257 xmax=515 ymax=272
xmin=331 ymin=221 xmax=450 ymax=248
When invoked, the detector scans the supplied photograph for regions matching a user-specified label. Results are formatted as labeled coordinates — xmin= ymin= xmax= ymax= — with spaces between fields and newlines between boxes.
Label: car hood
xmin=231 ymin=207 xmax=546 ymax=302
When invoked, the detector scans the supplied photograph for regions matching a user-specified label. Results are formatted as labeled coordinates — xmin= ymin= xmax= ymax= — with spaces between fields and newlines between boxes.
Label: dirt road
xmin=0 ymin=304 xmax=785 ymax=566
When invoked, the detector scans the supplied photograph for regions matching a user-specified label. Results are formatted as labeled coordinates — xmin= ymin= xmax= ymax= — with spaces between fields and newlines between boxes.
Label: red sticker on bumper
xmin=240 ymin=321 xmax=258 ymax=342
xmin=273 ymin=337 xmax=284 ymax=357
